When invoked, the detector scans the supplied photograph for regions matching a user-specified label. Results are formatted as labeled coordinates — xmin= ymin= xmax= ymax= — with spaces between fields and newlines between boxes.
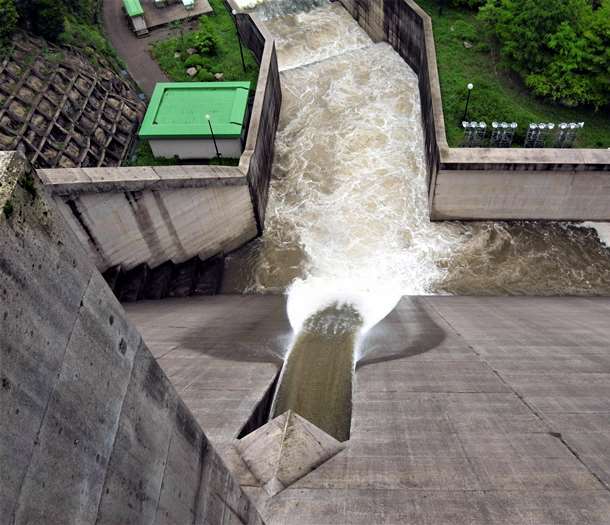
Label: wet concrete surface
xmin=126 ymin=295 xmax=610 ymax=524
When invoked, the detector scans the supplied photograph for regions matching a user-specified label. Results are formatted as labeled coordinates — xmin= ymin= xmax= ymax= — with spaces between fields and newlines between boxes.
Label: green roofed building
xmin=139 ymin=82 xmax=251 ymax=160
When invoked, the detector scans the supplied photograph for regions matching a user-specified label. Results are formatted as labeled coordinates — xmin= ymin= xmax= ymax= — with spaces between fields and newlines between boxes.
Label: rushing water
xmin=225 ymin=0 xmax=610 ymax=434
xmin=224 ymin=1 xmax=610 ymax=302
xmin=271 ymin=303 xmax=361 ymax=441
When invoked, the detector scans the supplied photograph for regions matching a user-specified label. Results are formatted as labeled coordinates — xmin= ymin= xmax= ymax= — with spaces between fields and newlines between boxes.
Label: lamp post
xmin=461 ymin=83 xmax=474 ymax=124
xmin=206 ymin=114 xmax=221 ymax=159
xmin=232 ymin=9 xmax=247 ymax=73
xmin=462 ymin=83 xmax=474 ymax=122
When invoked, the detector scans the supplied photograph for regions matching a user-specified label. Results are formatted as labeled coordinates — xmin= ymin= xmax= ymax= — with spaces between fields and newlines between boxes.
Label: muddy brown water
xmin=271 ymin=304 xmax=362 ymax=441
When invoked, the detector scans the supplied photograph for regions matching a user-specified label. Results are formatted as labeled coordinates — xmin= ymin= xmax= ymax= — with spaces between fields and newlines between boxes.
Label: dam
xmin=2 ymin=0 xmax=610 ymax=523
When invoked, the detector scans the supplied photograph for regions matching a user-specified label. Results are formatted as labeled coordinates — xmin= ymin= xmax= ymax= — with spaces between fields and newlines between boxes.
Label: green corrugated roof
xmin=138 ymin=82 xmax=251 ymax=139
xmin=123 ymin=0 xmax=144 ymax=17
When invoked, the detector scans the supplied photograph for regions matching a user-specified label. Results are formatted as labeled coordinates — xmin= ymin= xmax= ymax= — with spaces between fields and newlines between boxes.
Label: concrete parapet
xmin=0 ymin=151 xmax=264 ymax=524
xmin=339 ymin=0 xmax=610 ymax=221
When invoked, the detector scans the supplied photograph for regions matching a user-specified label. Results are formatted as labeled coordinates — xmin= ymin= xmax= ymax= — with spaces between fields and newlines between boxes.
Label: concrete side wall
xmin=0 ymin=152 xmax=264 ymax=524
xmin=339 ymin=0 xmax=610 ymax=221
xmin=338 ymin=0 xmax=442 ymax=191
xmin=432 ymin=169 xmax=610 ymax=220
xmin=55 ymin=181 xmax=257 ymax=272
xmin=235 ymin=8 xmax=282 ymax=232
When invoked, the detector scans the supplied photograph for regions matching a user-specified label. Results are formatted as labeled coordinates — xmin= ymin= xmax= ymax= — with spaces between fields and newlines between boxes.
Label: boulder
xmin=186 ymin=67 xmax=197 ymax=77
xmin=213 ymin=73 xmax=224 ymax=81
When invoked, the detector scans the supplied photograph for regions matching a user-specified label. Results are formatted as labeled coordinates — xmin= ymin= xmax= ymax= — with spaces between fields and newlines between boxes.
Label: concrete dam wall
xmin=338 ymin=0 xmax=610 ymax=221
xmin=0 ymin=151 xmax=264 ymax=524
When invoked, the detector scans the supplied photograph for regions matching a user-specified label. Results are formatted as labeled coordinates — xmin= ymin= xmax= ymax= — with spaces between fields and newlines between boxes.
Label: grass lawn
xmin=416 ymin=0 xmax=610 ymax=148
xmin=152 ymin=0 xmax=259 ymax=87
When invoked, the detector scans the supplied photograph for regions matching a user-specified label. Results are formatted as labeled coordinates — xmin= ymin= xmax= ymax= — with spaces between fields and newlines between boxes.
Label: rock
xmin=186 ymin=67 xmax=197 ymax=77
xmin=213 ymin=73 xmax=224 ymax=81
xmin=463 ymin=41 xmax=473 ymax=49
xmin=174 ymin=52 xmax=181 ymax=59
xmin=186 ymin=47 xmax=197 ymax=55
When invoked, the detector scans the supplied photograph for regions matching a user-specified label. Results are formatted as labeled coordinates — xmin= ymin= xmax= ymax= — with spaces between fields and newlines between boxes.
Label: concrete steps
xmin=104 ymin=255 xmax=223 ymax=302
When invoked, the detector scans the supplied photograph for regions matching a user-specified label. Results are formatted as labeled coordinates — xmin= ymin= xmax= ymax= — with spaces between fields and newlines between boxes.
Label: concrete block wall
xmin=339 ymin=0 xmax=610 ymax=221
xmin=0 ymin=152 xmax=264 ymax=524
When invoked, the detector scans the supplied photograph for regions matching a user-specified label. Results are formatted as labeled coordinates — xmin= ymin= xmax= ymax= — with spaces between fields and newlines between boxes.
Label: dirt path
xmin=102 ymin=0 xmax=170 ymax=97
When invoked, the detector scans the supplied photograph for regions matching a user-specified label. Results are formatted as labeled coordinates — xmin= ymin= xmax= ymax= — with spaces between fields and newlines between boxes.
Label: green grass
xmin=152 ymin=0 xmax=259 ymax=87
xmin=127 ymin=140 xmax=239 ymax=167
xmin=59 ymin=17 xmax=126 ymax=71
xmin=417 ymin=0 xmax=610 ymax=148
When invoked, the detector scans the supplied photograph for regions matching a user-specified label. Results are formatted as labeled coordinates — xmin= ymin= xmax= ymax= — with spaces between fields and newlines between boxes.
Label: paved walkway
xmin=102 ymin=0 xmax=201 ymax=96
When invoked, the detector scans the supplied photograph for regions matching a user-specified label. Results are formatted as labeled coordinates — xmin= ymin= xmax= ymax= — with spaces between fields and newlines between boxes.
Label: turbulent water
xmin=224 ymin=1 xmax=610 ymax=304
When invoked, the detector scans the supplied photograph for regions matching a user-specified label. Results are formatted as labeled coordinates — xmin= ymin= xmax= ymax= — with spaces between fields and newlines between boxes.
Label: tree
xmin=31 ymin=0 xmax=65 ymax=42
xmin=479 ymin=0 xmax=609 ymax=108
xmin=0 ymin=0 xmax=18 ymax=49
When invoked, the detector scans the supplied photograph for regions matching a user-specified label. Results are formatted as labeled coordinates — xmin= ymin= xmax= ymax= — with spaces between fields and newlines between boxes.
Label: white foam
xmin=287 ymin=276 xmax=401 ymax=334
xmin=582 ymin=222 xmax=610 ymax=247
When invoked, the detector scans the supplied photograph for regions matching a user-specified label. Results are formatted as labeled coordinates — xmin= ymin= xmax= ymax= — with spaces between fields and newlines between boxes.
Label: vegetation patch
xmin=418 ymin=0 xmax=610 ymax=148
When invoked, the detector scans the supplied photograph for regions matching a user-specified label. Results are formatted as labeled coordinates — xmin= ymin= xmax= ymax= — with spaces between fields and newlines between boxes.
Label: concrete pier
xmin=126 ymin=294 xmax=610 ymax=524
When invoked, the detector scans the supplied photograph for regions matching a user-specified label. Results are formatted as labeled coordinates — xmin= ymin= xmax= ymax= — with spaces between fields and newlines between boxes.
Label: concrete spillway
xmin=271 ymin=304 xmax=362 ymax=441
xmin=223 ymin=0 xmax=610 ymax=297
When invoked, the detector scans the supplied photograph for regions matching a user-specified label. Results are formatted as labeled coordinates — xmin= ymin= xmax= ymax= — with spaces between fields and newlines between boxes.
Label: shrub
xmin=184 ymin=53 xmax=205 ymax=67
xmin=196 ymin=68 xmax=214 ymax=81
xmin=448 ymin=0 xmax=485 ymax=9
xmin=193 ymin=32 xmax=217 ymax=56
xmin=479 ymin=0 xmax=610 ymax=108
xmin=26 ymin=0 xmax=66 ymax=42
xmin=0 ymin=0 xmax=18 ymax=49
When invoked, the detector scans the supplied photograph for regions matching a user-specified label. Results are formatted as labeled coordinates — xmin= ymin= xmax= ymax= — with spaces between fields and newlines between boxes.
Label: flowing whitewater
xmin=224 ymin=1 xmax=610 ymax=300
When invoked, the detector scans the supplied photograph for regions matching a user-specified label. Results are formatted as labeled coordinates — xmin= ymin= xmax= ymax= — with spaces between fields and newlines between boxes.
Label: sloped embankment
xmin=0 ymin=33 xmax=145 ymax=169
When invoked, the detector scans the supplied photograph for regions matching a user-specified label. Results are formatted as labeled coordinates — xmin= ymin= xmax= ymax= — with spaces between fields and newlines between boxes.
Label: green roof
xmin=138 ymin=82 xmax=251 ymax=139
xmin=123 ymin=0 xmax=144 ymax=17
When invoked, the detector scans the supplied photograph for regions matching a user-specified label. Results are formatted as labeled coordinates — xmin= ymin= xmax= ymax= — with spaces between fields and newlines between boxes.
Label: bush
xmin=19 ymin=0 xmax=66 ymax=42
xmin=184 ymin=53 xmax=205 ymax=67
xmin=196 ymin=68 xmax=214 ymax=81
xmin=193 ymin=32 xmax=217 ymax=56
xmin=479 ymin=0 xmax=610 ymax=108
xmin=0 ymin=0 xmax=18 ymax=49
xmin=449 ymin=0 xmax=484 ymax=8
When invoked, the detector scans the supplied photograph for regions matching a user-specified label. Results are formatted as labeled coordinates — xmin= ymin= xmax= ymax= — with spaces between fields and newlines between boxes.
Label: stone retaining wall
xmin=0 ymin=152 xmax=264 ymax=524
xmin=339 ymin=0 xmax=610 ymax=221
